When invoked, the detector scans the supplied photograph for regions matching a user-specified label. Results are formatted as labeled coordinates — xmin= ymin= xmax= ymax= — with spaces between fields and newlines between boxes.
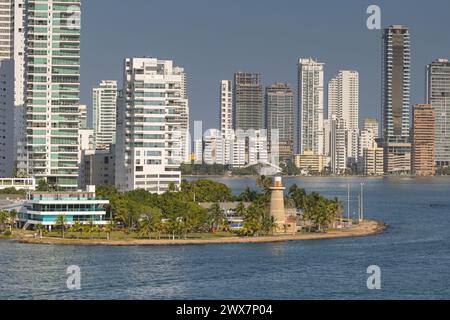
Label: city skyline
xmin=80 ymin=0 xmax=450 ymax=131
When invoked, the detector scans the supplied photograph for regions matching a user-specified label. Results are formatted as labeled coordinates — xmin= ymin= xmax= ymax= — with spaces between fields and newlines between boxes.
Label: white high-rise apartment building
xmin=115 ymin=57 xmax=187 ymax=193
xmin=330 ymin=116 xmax=346 ymax=174
xmin=359 ymin=128 xmax=376 ymax=158
xmin=248 ymin=129 xmax=268 ymax=166
xmin=93 ymin=80 xmax=118 ymax=149
xmin=220 ymin=80 xmax=232 ymax=137
xmin=0 ymin=0 xmax=25 ymax=177
xmin=328 ymin=70 xmax=359 ymax=131
xmin=25 ymin=0 xmax=81 ymax=189
xmin=328 ymin=70 xmax=360 ymax=167
xmin=203 ymin=129 xmax=225 ymax=165
xmin=298 ymin=58 xmax=324 ymax=155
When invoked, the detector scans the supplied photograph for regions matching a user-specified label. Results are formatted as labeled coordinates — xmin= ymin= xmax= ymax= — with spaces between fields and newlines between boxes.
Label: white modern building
xmin=19 ymin=185 xmax=109 ymax=230
xmin=298 ymin=58 xmax=324 ymax=155
xmin=328 ymin=70 xmax=360 ymax=168
xmin=93 ymin=80 xmax=118 ymax=149
xmin=328 ymin=70 xmax=359 ymax=131
xmin=220 ymin=80 xmax=233 ymax=137
xmin=25 ymin=0 xmax=82 ymax=189
xmin=248 ymin=129 xmax=268 ymax=166
xmin=359 ymin=128 xmax=377 ymax=159
xmin=115 ymin=57 xmax=186 ymax=193
xmin=330 ymin=116 xmax=347 ymax=174
xmin=0 ymin=0 xmax=26 ymax=178
xmin=203 ymin=129 xmax=225 ymax=165
xmin=78 ymin=128 xmax=94 ymax=153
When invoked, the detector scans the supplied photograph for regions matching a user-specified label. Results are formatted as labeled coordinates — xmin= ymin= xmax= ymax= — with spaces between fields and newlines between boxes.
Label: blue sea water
xmin=1 ymin=177 xmax=450 ymax=299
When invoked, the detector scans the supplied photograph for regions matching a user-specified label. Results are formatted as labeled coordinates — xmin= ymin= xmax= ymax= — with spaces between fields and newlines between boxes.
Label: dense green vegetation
xmin=0 ymin=209 xmax=17 ymax=236
xmin=0 ymin=188 xmax=26 ymax=195
xmin=94 ymin=177 xmax=343 ymax=239
xmin=0 ymin=178 xmax=345 ymax=240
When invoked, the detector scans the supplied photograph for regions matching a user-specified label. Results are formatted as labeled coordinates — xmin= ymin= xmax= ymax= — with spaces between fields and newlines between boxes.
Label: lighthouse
xmin=269 ymin=176 xmax=286 ymax=229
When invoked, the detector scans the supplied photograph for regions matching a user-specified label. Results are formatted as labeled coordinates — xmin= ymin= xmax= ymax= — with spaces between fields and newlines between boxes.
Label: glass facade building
xmin=25 ymin=0 xmax=81 ymax=189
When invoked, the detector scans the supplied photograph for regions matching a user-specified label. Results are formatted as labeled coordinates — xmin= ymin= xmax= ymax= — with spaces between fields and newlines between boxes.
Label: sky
xmin=80 ymin=0 xmax=450 ymax=130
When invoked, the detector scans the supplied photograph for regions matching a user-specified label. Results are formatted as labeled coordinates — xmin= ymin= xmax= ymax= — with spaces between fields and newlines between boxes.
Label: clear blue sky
xmin=80 ymin=0 xmax=450 ymax=130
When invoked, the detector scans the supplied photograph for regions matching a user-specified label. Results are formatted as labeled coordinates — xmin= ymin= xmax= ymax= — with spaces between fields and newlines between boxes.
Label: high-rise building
xmin=203 ymin=129 xmax=225 ymax=165
xmin=233 ymin=72 xmax=263 ymax=131
xmin=115 ymin=57 xmax=186 ymax=193
xmin=322 ymin=119 xmax=331 ymax=159
xmin=381 ymin=25 xmax=411 ymax=174
xmin=93 ymin=80 xmax=118 ymax=149
xmin=78 ymin=104 xmax=87 ymax=129
xmin=361 ymin=143 xmax=384 ymax=176
xmin=25 ymin=0 xmax=82 ymax=189
xmin=0 ymin=0 xmax=25 ymax=178
xmin=426 ymin=59 xmax=450 ymax=168
xmin=328 ymin=70 xmax=359 ymax=131
xmin=412 ymin=104 xmax=435 ymax=176
xmin=298 ymin=58 xmax=324 ymax=155
xmin=359 ymin=128 xmax=376 ymax=159
xmin=219 ymin=80 xmax=232 ymax=137
xmin=265 ymin=82 xmax=294 ymax=162
xmin=363 ymin=117 xmax=379 ymax=139
xmin=330 ymin=116 xmax=346 ymax=174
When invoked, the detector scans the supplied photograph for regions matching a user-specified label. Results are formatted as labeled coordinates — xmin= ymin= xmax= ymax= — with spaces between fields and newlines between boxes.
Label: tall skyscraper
xmin=219 ymin=80 xmax=232 ymax=137
xmin=298 ymin=58 xmax=324 ymax=155
xmin=381 ymin=25 xmax=411 ymax=174
xmin=328 ymin=70 xmax=359 ymax=131
xmin=328 ymin=70 xmax=360 ymax=167
xmin=330 ymin=116 xmax=346 ymax=174
xmin=0 ymin=0 xmax=25 ymax=177
xmin=115 ymin=57 xmax=186 ymax=193
xmin=233 ymin=72 xmax=263 ymax=131
xmin=25 ymin=0 xmax=81 ymax=189
xmin=93 ymin=80 xmax=118 ymax=149
xmin=265 ymin=82 xmax=294 ymax=162
xmin=412 ymin=104 xmax=435 ymax=176
xmin=426 ymin=58 xmax=450 ymax=168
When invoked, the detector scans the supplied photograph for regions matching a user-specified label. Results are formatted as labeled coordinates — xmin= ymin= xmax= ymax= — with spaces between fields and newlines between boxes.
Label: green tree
xmin=35 ymin=224 xmax=45 ymax=238
xmin=0 ymin=210 xmax=9 ymax=231
xmin=54 ymin=215 xmax=67 ymax=238
xmin=208 ymin=202 xmax=225 ymax=232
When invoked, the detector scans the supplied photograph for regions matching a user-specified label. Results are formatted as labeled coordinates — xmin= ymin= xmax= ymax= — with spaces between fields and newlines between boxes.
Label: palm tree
xmin=72 ymin=221 xmax=83 ymax=238
xmin=0 ymin=210 xmax=9 ymax=231
xmin=54 ymin=215 xmax=67 ymax=238
xmin=138 ymin=214 xmax=153 ymax=239
xmin=35 ymin=224 xmax=45 ymax=238
xmin=86 ymin=218 xmax=95 ymax=239
xmin=8 ymin=210 xmax=18 ymax=229
xmin=103 ymin=220 xmax=115 ymax=240
xmin=236 ymin=202 xmax=246 ymax=218
xmin=208 ymin=202 xmax=225 ymax=232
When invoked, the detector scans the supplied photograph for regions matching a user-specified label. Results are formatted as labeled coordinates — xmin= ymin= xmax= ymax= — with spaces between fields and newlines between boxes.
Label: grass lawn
xmin=39 ymin=230 xmax=237 ymax=241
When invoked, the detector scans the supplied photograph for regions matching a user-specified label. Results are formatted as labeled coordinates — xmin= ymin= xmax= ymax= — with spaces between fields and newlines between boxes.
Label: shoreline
xmin=14 ymin=220 xmax=386 ymax=247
